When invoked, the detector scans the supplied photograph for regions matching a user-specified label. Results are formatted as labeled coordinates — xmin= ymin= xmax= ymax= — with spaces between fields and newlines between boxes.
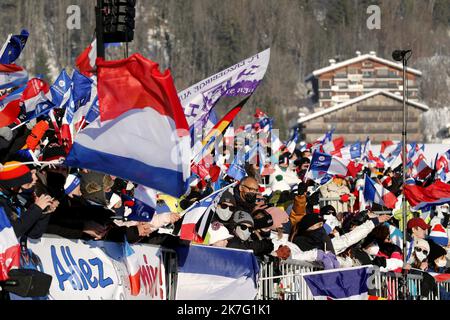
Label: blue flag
xmin=85 ymin=96 xmax=100 ymax=123
xmin=0 ymin=29 xmax=29 ymax=64
xmin=50 ymin=69 xmax=72 ymax=108
xmin=71 ymin=70 xmax=93 ymax=107
xmin=122 ymin=194 xmax=155 ymax=222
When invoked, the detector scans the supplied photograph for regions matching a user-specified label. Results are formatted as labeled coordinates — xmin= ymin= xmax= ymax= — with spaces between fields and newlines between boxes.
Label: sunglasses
xmin=239 ymin=225 xmax=254 ymax=232
xmin=219 ymin=203 xmax=235 ymax=210
xmin=415 ymin=247 xmax=429 ymax=255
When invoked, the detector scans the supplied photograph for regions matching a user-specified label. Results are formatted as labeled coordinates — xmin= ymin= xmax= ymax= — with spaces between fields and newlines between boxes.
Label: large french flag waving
xmin=65 ymin=53 xmax=191 ymax=197
xmin=404 ymin=180 xmax=450 ymax=210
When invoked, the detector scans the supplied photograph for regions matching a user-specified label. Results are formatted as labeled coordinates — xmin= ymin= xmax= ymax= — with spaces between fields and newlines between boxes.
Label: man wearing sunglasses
xmin=233 ymin=177 xmax=260 ymax=213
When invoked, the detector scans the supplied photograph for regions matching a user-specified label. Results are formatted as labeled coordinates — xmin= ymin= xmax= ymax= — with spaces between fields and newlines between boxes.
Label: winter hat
xmin=427 ymin=239 xmax=448 ymax=264
xmin=297 ymin=214 xmax=324 ymax=234
xmin=320 ymin=205 xmax=336 ymax=217
xmin=414 ymin=238 xmax=430 ymax=254
xmin=233 ymin=210 xmax=254 ymax=227
xmin=0 ymin=161 xmax=32 ymax=188
xmin=64 ymin=173 xmax=81 ymax=195
xmin=407 ymin=217 xmax=430 ymax=231
xmin=209 ymin=222 xmax=234 ymax=244
xmin=428 ymin=224 xmax=449 ymax=247
xmin=42 ymin=142 xmax=66 ymax=162
xmin=219 ymin=190 xmax=236 ymax=206
xmin=266 ymin=207 xmax=289 ymax=230
xmin=253 ymin=210 xmax=274 ymax=230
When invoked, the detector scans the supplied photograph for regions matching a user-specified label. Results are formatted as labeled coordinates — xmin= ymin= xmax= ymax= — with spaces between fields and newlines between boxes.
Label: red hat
xmin=0 ymin=161 xmax=32 ymax=188
xmin=407 ymin=217 xmax=430 ymax=231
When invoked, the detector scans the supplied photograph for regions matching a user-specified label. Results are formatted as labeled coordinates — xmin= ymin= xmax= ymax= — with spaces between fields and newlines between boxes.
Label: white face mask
xmin=235 ymin=225 xmax=251 ymax=241
xmin=366 ymin=244 xmax=379 ymax=256
xmin=415 ymin=251 xmax=427 ymax=262
xmin=436 ymin=258 xmax=447 ymax=268
xmin=216 ymin=207 xmax=233 ymax=221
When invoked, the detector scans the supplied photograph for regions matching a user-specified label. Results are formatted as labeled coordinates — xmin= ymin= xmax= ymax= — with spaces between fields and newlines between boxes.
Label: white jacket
xmin=332 ymin=220 xmax=377 ymax=255
xmin=270 ymin=232 xmax=318 ymax=262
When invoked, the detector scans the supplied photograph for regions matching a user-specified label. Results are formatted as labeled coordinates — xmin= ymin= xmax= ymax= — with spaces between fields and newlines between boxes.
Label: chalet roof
xmin=306 ymin=53 xmax=422 ymax=80
xmin=297 ymin=90 xmax=429 ymax=124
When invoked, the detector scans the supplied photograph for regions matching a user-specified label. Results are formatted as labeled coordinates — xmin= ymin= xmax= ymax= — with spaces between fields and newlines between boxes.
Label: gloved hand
xmin=275 ymin=245 xmax=291 ymax=260
xmin=316 ymin=250 xmax=338 ymax=270
xmin=323 ymin=251 xmax=340 ymax=269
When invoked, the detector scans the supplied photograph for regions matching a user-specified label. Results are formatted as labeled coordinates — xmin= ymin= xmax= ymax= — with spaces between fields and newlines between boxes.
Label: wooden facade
xmin=302 ymin=92 xmax=427 ymax=144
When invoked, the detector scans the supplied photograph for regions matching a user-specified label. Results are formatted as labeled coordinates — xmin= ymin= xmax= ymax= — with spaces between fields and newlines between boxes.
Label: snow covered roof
xmin=306 ymin=53 xmax=422 ymax=80
xmin=298 ymin=90 xmax=429 ymax=124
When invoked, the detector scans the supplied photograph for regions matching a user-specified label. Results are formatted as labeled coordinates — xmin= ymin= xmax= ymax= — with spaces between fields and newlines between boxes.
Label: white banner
xmin=179 ymin=48 xmax=271 ymax=128
xmin=10 ymin=235 xmax=168 ymax=300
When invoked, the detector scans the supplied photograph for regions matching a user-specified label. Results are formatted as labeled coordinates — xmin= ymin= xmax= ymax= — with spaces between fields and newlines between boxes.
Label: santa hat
xmin=64 ymin=174 xmax=81 ymax=195
xmin=429 ymin=224 xmax=449 ymax=247
xmin=0 ymin=161 xmax=32 ymax=188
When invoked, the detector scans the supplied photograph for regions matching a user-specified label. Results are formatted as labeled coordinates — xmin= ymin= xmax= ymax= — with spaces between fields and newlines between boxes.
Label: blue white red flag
xmin=309 ymin=151 xmax=362 ymax=179
xmin=363 ymin=175 xmax=398 ymax=209
xmin=175 ymin=245 xmax=259 ymax=300
xmin=65 ymin=53 xmax=191 ymax=197
xmin=123 ymin=236 xmax=141 ymax=296
xmin=0 ymin=64 xmax=28 ymax=90
xmin=303 ymin=266 xmax=370 ymax=300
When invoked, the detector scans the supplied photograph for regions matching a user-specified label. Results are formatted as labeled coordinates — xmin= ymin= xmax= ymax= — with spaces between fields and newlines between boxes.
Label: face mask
xmin=366 ymin=244 xmax=379 ymax=256
xmin=416 ymin=252 xmax=427 ymax=262
xmin=436 ymin=258 xmax=447 ymax=268
xmin=216 ymin=207 xmax=233 ymax=221
xmin=235 ymin=225 xmax=251 ymax=241
xmin=244 ymin=193 xmax=257 ymax=204
xmin=259 ymin=229 xmax=272 ymax=239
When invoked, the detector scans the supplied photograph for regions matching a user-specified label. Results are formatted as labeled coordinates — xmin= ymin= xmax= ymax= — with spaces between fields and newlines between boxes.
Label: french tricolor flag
xmin=123 ymin=236 xmax=141 ymax=296
xmin=322 ymin=136 xmax=344 ymax=155
xmin=304 ymin=266 xmax=371 ymax=300
xmin=404 ymin=180 xmax=450 ymax=210
xmin=0 ymin=64 xmax=28 ymax=90
xmin=309 ymin=151 xmax=362 ymax=179
xmin=65 ymin=53 xmax=191 ymax=197
xmin=20 ymin=78 xmax=51 ymax=115
xmin=363 ymin=175 xmax=398 ymax=209
xmin=75 ymin=39 xmax=97 ymax=78
xmin=0 ymin=207 xmax=20 ymax=281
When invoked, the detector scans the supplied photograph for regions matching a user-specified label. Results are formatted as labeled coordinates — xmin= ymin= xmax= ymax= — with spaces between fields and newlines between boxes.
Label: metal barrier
xmin=161 ymin=248 xmax=178 ymax=300
xmin=257 ymin=259 xmax=322 ymax=300
xmin=319 ymin=196 xmax=356 ymax=213
xmin=256 ymin=259 xmax=450 ymax=300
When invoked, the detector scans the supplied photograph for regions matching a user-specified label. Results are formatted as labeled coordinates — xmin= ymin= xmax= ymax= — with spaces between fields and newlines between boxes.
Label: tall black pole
xmin=96 ymin=0 xmax=105 ymax=59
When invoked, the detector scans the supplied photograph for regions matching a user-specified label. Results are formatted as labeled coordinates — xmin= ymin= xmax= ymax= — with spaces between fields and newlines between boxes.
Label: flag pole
xmin=399 ymin=51 xmax=412 ymax=301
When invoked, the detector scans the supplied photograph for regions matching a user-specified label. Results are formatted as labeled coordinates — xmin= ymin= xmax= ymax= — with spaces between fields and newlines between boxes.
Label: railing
xmin=319 ymin=196 xmax=356 ymax=213
xmin=161 ymin=248 xmax=178 ymax=300
xmin=256 ymin=259 xmax=450 ymax=300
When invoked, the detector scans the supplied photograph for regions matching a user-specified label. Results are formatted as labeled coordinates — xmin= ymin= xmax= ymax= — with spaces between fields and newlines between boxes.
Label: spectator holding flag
xmin=210 ymin=190 xmax=237 ymax=232
xmin=0 ymin=162 xmax=55 ymax=239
